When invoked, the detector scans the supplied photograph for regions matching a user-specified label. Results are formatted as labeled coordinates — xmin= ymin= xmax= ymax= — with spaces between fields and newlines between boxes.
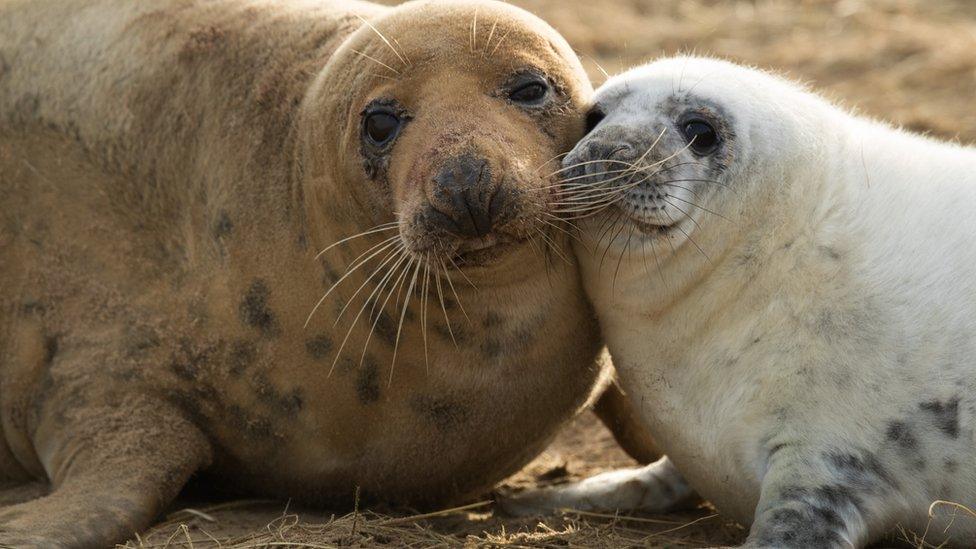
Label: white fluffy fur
xmin=506 ymin=57 xmax=976 ymax=547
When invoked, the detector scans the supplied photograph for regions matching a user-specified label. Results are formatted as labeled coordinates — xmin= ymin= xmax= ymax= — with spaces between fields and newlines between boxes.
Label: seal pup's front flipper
xmin=497 ymin=456 xmax=694 ymax=516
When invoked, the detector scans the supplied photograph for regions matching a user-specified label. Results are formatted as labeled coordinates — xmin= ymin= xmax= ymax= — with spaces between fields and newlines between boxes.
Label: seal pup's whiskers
xmin=612 ymin=224 xmax=636 ymax=292
xmin=663 ymin=192 xmax=732 ymax=222
xmin=533 ymin=151 xmax=571 ymax=176
xmin=534 ymin=225 xmax=572 ymax=265
xmin=543 ymin=158 xmax=637 ymax=178
xmin=537 ymin=214 xmax=584 ymax=246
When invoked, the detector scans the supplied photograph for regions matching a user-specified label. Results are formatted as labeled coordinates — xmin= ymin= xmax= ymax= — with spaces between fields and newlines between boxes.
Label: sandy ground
xmin=126 ymin=0 xmax=976 ymax=547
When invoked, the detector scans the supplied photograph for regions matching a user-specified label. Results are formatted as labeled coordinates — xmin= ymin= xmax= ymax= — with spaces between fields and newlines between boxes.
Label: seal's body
xmin=505 ymin=57 xmax=976 ymax=547
xmin=0 ymin=1 xmax=608 ymax=545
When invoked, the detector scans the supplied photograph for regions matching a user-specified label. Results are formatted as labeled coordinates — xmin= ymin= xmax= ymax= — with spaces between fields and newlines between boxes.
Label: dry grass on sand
xmin=128 ymin=0 xmax=976 ymax=546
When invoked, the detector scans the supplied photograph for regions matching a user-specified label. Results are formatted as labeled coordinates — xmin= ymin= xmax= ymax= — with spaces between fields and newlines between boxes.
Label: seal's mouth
xmin=452 ymin=233 xmax=527 ymax=266
xmin=612 ymin=204 xmax=679 ymax=237
xmin=631 ymin=217 xmax=676 ymax=236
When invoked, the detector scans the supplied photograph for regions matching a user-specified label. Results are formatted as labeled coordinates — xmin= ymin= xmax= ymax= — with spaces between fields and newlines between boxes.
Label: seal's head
xmin=561 ymin=57 xmax=827 ymax=257
xmin=302 ymin=0 xmax=592 ymax=274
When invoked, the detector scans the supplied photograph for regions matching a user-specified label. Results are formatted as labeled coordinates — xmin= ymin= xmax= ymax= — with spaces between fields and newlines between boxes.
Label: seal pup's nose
xmin=563 ymin=127 xmax=643 ymax=181
xmin=429 ymin=154 xmax=502 ymax=238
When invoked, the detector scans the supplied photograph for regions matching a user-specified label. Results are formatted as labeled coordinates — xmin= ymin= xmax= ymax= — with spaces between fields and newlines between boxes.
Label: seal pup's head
xmin=560 ymin=57 xmax=835 ymax=270
xmin=302 ymin=0 xmax=592 ymax=280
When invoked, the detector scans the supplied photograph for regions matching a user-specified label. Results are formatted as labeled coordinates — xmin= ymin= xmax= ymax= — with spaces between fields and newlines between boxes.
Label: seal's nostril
xmin=429 ymin=154 xmax=499 ymax=238
xmin=607 ymin=143 xmax=640 ymax=162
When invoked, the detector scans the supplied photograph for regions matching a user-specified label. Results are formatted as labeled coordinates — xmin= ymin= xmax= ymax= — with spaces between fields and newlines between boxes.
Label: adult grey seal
xmin=0 ymin=0 xmax=626 ymax=545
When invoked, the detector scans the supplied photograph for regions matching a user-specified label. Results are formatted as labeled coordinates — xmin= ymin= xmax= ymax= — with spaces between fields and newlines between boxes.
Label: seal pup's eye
xmin=364 ymin=111 xmax=401 ymax=147
xmin=681 ymin=119 xmax=720 ymax=155
xmin=585 ymin=107 xmax=606 ymax=134
xmin=509 ymin=80 xmax=550 ymax=105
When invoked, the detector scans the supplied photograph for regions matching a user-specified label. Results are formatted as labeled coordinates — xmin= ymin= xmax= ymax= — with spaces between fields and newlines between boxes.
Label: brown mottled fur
xmin=0 ymin=0 xmax=618 ymax=546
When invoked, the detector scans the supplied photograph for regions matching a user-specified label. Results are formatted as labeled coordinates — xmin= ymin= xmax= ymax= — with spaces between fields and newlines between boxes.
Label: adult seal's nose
xmin=430 ymin=154 xmax=499 ymax=238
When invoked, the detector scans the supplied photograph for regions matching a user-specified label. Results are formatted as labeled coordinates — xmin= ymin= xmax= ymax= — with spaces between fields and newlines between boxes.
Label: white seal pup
xmin=502 ymin=57 xmax=976 ymax=547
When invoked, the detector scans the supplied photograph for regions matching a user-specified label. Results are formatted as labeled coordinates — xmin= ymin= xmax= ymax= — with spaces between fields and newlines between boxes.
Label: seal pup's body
xmin=504 ymin=57 xmax=976 ymax=547
xmin=0 ymin=0 xmax=616 ymax=545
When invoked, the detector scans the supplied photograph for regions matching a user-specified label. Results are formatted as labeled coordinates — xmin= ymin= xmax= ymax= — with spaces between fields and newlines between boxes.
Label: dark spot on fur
xmin=163 ymin=389 xmax=208 ymax=428
xmin=369 ymin=310 xmax=397 ymax=345
xmin=434 ymin=321 xmax=469 ymax=345
xmin=481 ymin=338 xmax=502 ymax=359
xmin=919 ymin=398 xmax=960 ymax=438
xmin=356 ymin=360 xmax=380 ymax=404
xmin=305 ymin=335 xmax=333 ymax=361
xmin=322 ymin=267 xmax=340 ymax=285
xmin=886 ymin=421 xmax=918 ymax=450
xmin=42 ymin=336 xmax=59 ymax=366
xmin=239 ymin=280 xmax=279 ymax=336
xmin=253 ymin=372 xmax=303 ymax=416
xmin=169 ymin=339 xmax=220 ymax=382
xmin=213 ymin=211 xmax=233 ymax=238
xmin=779 ymin=484 xmax=861 ymax=525
xmin=334 ymin=357 xmax=357 ymax=376
xmin=19 ymin=300 xmax=45 ymax=316
xmin=228 ymin=340 xmax=256 ymax=375
xmin=125 ymin=325 xmax=160 ymax=357
xmin=171 ymin=357 xmax=199 ymax=381
xmin=885 ymin=421 xmax=927 ymax=470
xmin=754 ymin=506 xmax=845 ymax=547
xmin=227 ymin=404 xmax=277 ymax=440
xmin=482 ymin=312 xmax=503 ymax=328
xmin=179 ymin=25 xmax=227 ymax=63
xmin=820 ymin=246 xmax=842 ymax=260
xmin=945 ymin=458 xmax=959 ymax=472
xmin=825 ymin=450 xmax=897 ymax=489
xmin=411 ymin=396 xmax=469 ymax=432
xmin=512 ymin=325 xmax=535 ymax=350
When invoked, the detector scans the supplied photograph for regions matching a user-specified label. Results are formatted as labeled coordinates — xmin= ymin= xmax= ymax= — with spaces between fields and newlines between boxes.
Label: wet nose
xmin=581 ymin=140 xmax=639 ymax=176
xmin=429 ymin=154 xmax=501 ymax=238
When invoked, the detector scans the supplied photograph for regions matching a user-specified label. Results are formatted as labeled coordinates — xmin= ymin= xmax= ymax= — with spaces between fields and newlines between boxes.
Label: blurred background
xmin=132 ymin=1 xmax=976 ymax=546
xmin=510 ymin=0 xmax=976 ymax=142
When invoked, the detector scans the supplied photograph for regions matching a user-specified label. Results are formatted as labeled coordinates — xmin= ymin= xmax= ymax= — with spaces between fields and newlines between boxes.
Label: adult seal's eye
xmin=364 ymin=112 xmax=401 ymax=146
xmin=509 ymin=81 xmax=549 ymax=105
xmin=682 ymin=119 xmax=720 ymax=155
